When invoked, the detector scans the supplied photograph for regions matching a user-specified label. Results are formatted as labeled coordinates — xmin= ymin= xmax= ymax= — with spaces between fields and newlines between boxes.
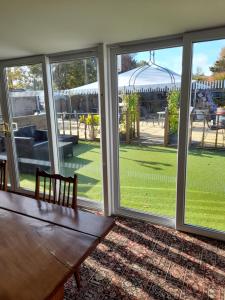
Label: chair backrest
xmin=0 ymin=160 xmax=7 ymax=191
xmin=35 ymin=168 xmax=77 ymax=209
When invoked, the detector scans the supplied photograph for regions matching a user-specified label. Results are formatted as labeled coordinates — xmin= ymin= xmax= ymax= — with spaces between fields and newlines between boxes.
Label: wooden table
xmin=0 ymin=191 xmax=115 ymax=300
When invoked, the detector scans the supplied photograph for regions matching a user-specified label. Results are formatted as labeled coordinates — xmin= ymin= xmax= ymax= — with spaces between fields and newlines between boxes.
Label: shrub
xmin=85 ymin=114 xmax=100 ymax=129
xmin=167 ymin=90 xmax=180 ymax=134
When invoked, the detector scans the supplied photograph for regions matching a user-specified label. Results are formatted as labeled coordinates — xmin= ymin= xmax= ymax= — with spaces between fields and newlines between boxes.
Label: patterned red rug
xmin=64 ymin=216 xmax=225 ymax=300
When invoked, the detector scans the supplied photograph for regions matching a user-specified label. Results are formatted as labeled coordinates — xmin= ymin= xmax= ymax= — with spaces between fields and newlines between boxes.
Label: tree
xmin=192 ymin=67 xmax=206 ymax=81
xmin=120 ymin=54 xmax=138 ymax=72
xmin=52 ymin=57 xmax=97 ymax=90
xmin=6 ymin=58 xmax=97 ymax=91
xmin=27 ymin=64 xmax=43 ymax=90
xmin=7 ymin=67 xmax=27 ymax=90
xmin=137 ymin=60 xmax=148 ymax=67
xmin=7 ymin=64 xmax=43 ymax=91
xmin=210 ymin=47 xmax=225 ymax=74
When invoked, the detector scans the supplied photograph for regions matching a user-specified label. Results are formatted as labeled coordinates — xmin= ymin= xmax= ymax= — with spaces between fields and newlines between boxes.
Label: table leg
xmin=215 ymin=115 xmax=219 ymax=148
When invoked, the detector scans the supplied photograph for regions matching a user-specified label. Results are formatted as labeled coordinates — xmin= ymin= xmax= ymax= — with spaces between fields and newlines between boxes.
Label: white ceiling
xmin=0 ymin=0 xmax=225 ymax=59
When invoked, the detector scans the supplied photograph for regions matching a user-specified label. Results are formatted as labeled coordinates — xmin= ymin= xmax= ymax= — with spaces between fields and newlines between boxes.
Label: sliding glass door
xmin=113 ymin=43 xmax=183 ymax=222
xmin=50 ymin=55 xmax=102 ymax=203
xmin=185 ymin=38 xmax=225 ymax=232
xmin=0 ymin=62 xmax=51 ymax=191
xmin=0 ymin=47 xmax=105 ymax=207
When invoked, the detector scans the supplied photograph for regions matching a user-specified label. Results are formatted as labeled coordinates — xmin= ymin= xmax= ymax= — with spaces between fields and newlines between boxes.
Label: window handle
xmin=0 ymin=122 xmax=11 ymax=137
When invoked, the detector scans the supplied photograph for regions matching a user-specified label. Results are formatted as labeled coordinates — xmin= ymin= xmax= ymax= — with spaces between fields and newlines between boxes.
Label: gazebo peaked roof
xmin=68 ymin=65 xmax=182 ymax=95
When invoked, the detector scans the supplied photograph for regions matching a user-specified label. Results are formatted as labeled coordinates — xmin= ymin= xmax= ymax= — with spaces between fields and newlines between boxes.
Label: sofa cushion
xmin=14 ymin=125 xmax=37 ymax=138
xmin=58 ymin=134 xmax=78 ymax=145
xmin=34 ymin=130 xmax=48 ymax=142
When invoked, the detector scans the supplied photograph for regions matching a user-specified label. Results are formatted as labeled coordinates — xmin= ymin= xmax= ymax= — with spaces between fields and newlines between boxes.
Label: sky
xmin=133 ymin=39 xmax=225 ymax=76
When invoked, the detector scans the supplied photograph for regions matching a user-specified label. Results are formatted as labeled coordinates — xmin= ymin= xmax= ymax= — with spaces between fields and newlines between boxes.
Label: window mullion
xmin=42 ymin=56 xmax=59 ymax=174
xmin=176 ymin=35 xmax=193 ymax=229
xmin=0 ymin=65 xmax=20 ymax=190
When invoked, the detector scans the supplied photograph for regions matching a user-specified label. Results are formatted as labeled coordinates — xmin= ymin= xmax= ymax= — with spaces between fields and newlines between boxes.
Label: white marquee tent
xmin=68 ymin=65 xmax=182 ymax=95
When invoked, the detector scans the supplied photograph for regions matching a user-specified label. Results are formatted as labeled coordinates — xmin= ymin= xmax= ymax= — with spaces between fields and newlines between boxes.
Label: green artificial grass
xmin=20 ymin=141 xmax=225 ymax=232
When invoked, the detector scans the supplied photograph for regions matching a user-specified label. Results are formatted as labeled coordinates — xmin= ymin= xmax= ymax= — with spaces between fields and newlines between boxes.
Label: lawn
xmin=20 ymin=141 xmax=225 ymax=232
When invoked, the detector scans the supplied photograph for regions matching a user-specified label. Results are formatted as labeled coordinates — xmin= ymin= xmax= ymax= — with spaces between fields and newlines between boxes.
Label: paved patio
xmin=58 ymin=118 xmax=225 ymax=148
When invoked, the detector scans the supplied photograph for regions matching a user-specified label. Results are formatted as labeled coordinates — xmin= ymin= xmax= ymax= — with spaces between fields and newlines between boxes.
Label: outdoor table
xmin=0 ymin=191 xmax=115 ymax=299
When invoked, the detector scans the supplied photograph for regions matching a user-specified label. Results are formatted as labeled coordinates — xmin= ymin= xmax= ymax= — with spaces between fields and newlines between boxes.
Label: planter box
xmin=119 ymin=129 xmax=135 ymax=142
xmin=87 ymin=128 xmax=98 ymax=140
xmin=168 ymin=133 xmax=178 ymax=145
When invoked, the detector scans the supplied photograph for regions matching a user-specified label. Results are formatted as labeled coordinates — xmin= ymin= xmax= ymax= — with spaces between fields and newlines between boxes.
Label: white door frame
xmin=49 ymin=45 xmax=108 ymax=211
xmin=0 ymin=65 xmax=20 ymax=190
xmin=0 ymin=46 xmax=109 ymax=214
xmin=176 ymin=27 xmax=225 ymax=242
xmin=107 ymin=35 xmax=183 ymax=228
xmin=108 ymin=27 xmax=225 ymax=237
xmin=0 ymin=55 xmax=55 ymax=195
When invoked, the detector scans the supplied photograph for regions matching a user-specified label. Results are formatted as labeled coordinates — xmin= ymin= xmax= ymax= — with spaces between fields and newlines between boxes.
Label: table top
xmin=0 ymin=191 xmax=115 ymax=240
xmin=0 ymin=191 xmax=115 ymax=300
xmin=157 ymin=111 xmax=165 ymax=115
xmin=0 ymin=209 xmax=98 ymax=300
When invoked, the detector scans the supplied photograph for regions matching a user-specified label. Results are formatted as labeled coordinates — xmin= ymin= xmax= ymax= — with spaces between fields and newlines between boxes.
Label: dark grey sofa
xmin=15 ymin=137 xmax=49 ymax=160
xmin=14 ymin=125 xmax=50 ymax=173
xmin=14 ymin=126 xmax=49 ymax=159
xmin=14 ymin=125 xmax=48 ymax=142
xmin=0 ymin=125 xmax=77 ymax=174
xmin=14 ymin=125 xmax=77 ymax=174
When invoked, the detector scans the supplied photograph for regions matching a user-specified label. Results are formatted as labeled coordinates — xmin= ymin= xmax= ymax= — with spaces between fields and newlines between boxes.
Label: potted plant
xmin=167 ymin=90 xmax=180 ymax=145
xmin=85 ymin=114 xmax=100 ymax=140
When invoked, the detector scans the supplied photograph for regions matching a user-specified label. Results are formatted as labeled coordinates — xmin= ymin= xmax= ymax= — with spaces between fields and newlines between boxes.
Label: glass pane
xmin=117 ymin=47 xmax=182 ymax=218
xmin=51 ymin=57 xmax=102 ymax=202
xmin=6 ymin=64 xmax=51 ymax=190
xmin=185 ymin=39 xmax=225 ymax=231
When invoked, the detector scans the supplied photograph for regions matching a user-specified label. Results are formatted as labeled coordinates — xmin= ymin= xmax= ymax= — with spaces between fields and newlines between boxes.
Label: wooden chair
xmin=0 ymin=160 xmax=7 ymax=191
xmin=35 ymin=168 xmax=77 ymax=209
xmin=35 ymin=168 xmax=81 ymax=288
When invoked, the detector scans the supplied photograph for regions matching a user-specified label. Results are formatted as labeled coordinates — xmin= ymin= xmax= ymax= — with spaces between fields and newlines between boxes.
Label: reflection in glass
xmin=185 ymin=39 xmax=225 ymax=231
xmin=6 ymin=64 xmax=51 ymax=190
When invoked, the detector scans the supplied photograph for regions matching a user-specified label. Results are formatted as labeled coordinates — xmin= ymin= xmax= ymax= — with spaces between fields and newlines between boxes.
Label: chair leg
xmin=74 ymin=269 xmax=81 ymax=290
